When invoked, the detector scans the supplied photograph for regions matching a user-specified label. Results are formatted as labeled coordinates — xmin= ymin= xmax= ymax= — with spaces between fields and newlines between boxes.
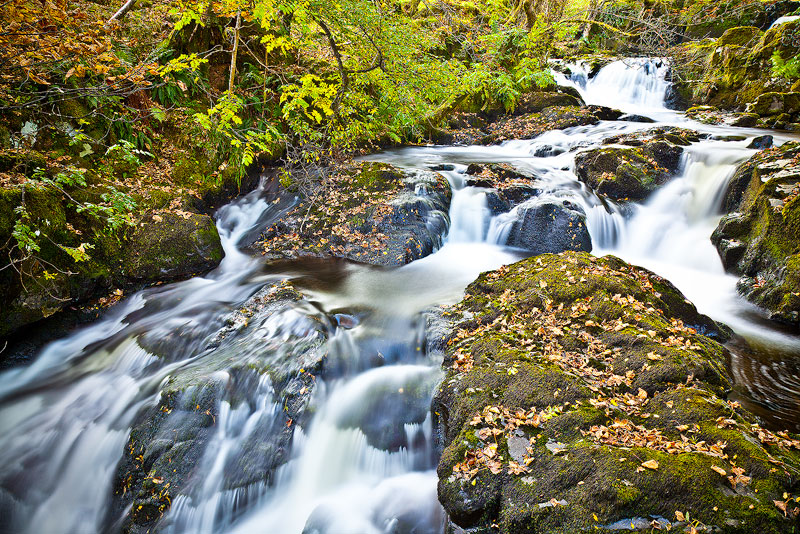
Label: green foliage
xmin=771 ymin=50 xmax=800 ymax=81
xmin=12 ymin=206 xmax=40 ymax=255
xmin=77 ymin=187 xmax=137 ymax=234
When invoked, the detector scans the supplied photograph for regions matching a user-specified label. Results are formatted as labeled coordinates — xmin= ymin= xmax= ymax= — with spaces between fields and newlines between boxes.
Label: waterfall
xmin=554 ymin=58 xmax=672 ymax=113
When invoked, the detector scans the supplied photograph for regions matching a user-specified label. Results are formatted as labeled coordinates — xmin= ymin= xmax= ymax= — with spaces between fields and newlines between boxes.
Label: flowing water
xmin=1 ymin=58 xmax=800 ymax=534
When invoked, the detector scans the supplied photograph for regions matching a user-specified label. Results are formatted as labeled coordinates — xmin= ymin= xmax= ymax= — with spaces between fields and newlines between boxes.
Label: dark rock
xmin=747 ymin=135 xmax=774 ymax=149
xmin=574 ymin=147 xmax=672 ymax=202
xmin=112 ymin=283 xmax=328 ymax=534
xmin=618 ymin=114 xmax=656 ymax=123
xmin=576 ymin=128 xmax=694 ymax=202
xmin=465 ymin=163 xmax=484 ymax=175
xmin=533 ymin=145 xmax=565 ymax=158
xmin=731 ymin=113 xmax=760 ymax=127
xmin=254 ymin=163 xmax=451 ymax=267
xmin=587 ymin=105 xmax=624 ymax=121
xmin=504 ymin=199 xmax=592 ymax=254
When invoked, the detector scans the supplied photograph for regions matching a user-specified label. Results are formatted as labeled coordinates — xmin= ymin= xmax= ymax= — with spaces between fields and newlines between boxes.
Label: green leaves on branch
xmin=771 ymin=51 xmax=800 ymax=81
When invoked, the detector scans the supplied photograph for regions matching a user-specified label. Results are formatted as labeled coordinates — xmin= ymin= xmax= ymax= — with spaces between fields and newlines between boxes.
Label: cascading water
xmin=2 ymin=56 xmax=800 ymax=534
xmin=554 ymin=58 xmax=673 ymax=114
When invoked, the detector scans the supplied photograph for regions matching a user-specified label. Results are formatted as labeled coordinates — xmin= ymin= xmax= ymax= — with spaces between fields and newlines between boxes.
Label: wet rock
xmin=532 ymin=145 xmax=565 ymax=158
xmin=574 ymin=147 xmax=671 ymax=202
xmin=112 ymin=282 xmax=328 ymax=534
xmin=254 ymin=162 xmax=451 ymax=267
xmin=464 ymin=164 xmax=540 ymax=212
xmin=574 ymin=128 xmax=693 ymax=202
xmin=712 ymin=141 xmax=800 ymax=326
xmin=618 ymin=114 xmax=656 ymax=123
xmin=747 ymin=135 xmax=774 ymax=149
xmin=731 ymin=113 xmax=761 ymax=127
xmin=503 ymin=199 xmax=592 ymax=254
xmin=587 ymin=105 xmax=624 ymax=121
xmin=0 ymin=183 xmax=227 ymax=341
xmin=433 ymin=252 xmax=798 ymax=534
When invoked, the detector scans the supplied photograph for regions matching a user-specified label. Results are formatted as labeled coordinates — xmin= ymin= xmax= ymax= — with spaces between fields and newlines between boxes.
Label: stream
xmin=1 ymin=58 xmax=799 ymax=534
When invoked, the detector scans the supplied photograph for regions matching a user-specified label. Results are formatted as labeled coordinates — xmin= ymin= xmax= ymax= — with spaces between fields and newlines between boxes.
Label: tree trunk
xmin=228 ymin=11 xmax=241 ymax=94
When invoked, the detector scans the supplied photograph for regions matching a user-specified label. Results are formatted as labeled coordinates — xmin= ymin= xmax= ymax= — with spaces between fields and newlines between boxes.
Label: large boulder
xmin=711 ymin=141 xmax=800 ymax=326
xmin=485 ymin=106 xmax=601 ymax=144
xmin=574 ymin=127 xmax=693 ymax=202
xmin=123 ymin=211 xmax=223 ymax=281
xmin=502 ymin=199 xmax=592 ymax=254
xmin=0 ymin=185 xmax=226 ymax=340
xmin=432 ymin=252 xmax=799 ymax=534
xmin=256 ymin=162 xmax=451 ymax=266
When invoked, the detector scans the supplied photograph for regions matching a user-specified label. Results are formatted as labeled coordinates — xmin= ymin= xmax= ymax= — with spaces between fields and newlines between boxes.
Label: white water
xmin=555 ymin=58 xmax=673 ymax=117
xmin=1 ymin=57 xmax=800 ymax=534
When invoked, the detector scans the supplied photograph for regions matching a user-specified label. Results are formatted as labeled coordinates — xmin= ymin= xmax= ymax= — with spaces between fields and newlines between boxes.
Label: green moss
xmin=435 ymin=252 xmax=800 ymax=533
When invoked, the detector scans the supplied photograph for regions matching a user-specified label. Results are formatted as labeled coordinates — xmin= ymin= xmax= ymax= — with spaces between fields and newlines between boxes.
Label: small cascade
xmin=601 ymin=143 xmax=751 ymax=272
xmin=555 ymin=58 xmax=672 ymax=113
xmin=447 ymin=188 xmax=491 ymax=242
xmin=227 ymin=364 xmax=444 ymax=534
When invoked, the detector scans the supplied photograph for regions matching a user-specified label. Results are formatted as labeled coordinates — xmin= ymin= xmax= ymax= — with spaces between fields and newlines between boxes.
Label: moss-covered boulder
xmin=711 ymin=141 xmax=800 ymax=326
xmin=574 ymin=128 xmax=697 ymax=202
xmin=673 ymin=20 xmax=800 ymax=112
xmin=255 ymin=162 xmax=451 ymax=267
xmin=433 ymin=252 xmax=800 ymax=534
xmin=0 ymin=182 xmax=226 ymax=340
xmin=123 ymin=211 xmax=223 ymax=282
xmin=574 ymin=147 xmax=674 ymax=202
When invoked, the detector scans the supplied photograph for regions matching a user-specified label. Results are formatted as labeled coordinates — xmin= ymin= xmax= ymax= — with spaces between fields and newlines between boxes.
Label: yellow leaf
xmin=675 ymin=510 xmax=685 ymax=521
xmin=641 ymin=459 xmax=659 ymax=470
xmin=711 ymin=465 xmax=727 ymax=476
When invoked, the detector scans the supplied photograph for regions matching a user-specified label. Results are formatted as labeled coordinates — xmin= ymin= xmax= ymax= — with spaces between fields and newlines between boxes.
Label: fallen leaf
xmin=641 ymin=459 xmax=659 ymax=470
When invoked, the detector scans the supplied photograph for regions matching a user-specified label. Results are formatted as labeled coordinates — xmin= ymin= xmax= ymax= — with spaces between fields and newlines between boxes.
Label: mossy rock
xmin=254 ymin=162 xmax=451 ymax=267
xmin=712 ymin=141 xmax=800 ymax=326
xmin=574 ymin=146 xmax=673 ymax=202
xmin=514 ymin=91 xmax=584 ymax=115
xmin=680 ymin=2 xmax=768 ymax=40
xmin=123 ymin=211 xmax=223 ymax=282
xmin=433 ymin=252 xmax=800 ymax=533
xmin=673 ymin=19 xmax=800 ymax=110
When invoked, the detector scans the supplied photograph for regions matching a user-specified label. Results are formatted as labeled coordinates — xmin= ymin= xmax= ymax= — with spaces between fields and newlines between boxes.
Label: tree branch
xmin=107 ymin=0 xmax=137 ymax=24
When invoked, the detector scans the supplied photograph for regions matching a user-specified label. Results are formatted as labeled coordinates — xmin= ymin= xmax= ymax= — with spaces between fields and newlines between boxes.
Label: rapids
xmin=1 ymin=57 xmax=799 ymax=534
